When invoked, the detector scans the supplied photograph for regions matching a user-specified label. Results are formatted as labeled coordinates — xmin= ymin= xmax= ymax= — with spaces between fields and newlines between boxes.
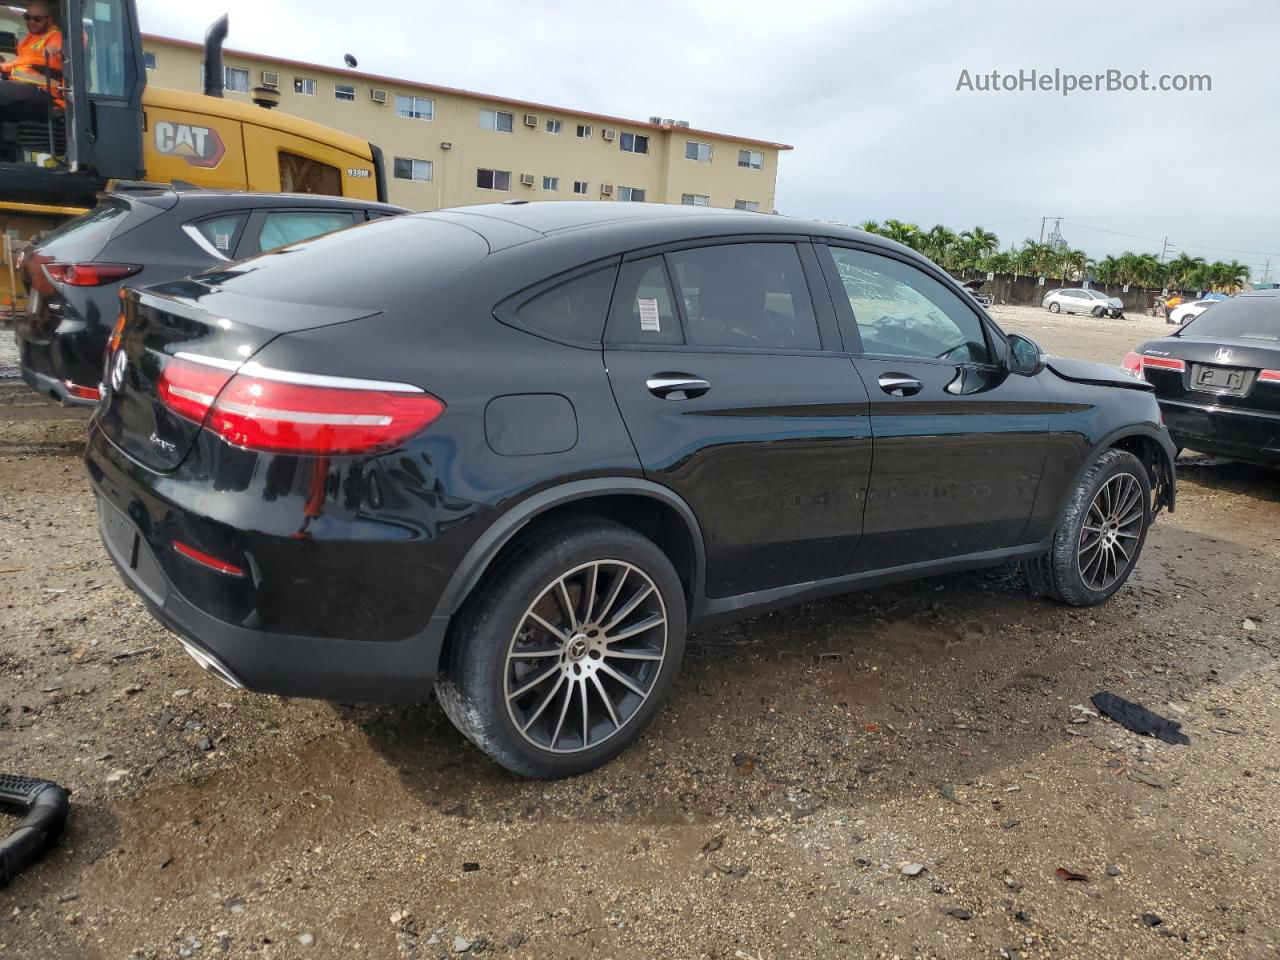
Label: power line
xmin=1063 ymin=221 xmax=1280 ymax=260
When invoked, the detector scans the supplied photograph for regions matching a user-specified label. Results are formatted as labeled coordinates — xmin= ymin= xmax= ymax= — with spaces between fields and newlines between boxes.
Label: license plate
xmin=1192 ymin=364 xmax=1246 ymax=394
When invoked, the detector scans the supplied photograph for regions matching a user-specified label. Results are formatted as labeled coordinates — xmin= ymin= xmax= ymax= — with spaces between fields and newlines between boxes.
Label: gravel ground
xmin=2 ymin=306 xmax=1278 ymax=960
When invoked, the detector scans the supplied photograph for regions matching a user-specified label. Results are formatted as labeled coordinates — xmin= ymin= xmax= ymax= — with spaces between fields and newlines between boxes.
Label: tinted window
xmin=256 ymin=210 xmax=357 ymax=252
xmin=192 ymin=213 xmax=248 ymax=256
xmin=1179 ymin=296 xmax=1279 ymax=342
xmin=606 ymin=257 xmax=682 ymax=346
xmin=37 ymin=200 xmax=131 ymax=255
xmin=667 ymin=243 xmax=819 ymax=351
xmin=826 ymin=247 xmax=991 ymax=363
xmin=509 ymin=267 xmax=616 ymax=344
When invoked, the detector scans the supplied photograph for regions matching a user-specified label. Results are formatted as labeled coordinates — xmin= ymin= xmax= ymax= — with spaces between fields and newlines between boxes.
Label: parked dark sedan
xmin=1125 ymin=289 xmax=1280 ymax=464
xmin=15 ymin=188 xmax=405 ymax=405
xmin=86 ymin=201 xmax=1176 ymax=777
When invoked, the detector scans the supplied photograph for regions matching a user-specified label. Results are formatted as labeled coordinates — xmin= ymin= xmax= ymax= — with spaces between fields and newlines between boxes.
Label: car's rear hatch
xmin=95 ymin=280 xmax=380 ymax=471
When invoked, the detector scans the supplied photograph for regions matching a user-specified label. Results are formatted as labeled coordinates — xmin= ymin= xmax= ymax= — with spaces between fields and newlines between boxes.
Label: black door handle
xmin=646 ymin=375 xmax=711 ymax=400
xmin=878 ymin=373 xmax=923 ymax=397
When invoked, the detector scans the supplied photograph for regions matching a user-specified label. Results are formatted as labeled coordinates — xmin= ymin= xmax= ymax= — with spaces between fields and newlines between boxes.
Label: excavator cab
xmin=0 ymin=0 xmax=145 ymax=205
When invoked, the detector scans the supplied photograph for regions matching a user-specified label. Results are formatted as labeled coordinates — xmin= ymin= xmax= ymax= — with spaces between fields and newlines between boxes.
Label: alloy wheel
xmin=1077 ymin=472 xmax=1145 ymax=591
xmin=504 ymin=560 xmax=668 ymax=754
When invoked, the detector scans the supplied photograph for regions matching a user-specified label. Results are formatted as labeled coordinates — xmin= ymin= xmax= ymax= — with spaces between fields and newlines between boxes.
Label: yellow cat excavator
xmin=1 ymin=2 xmax=387 ymax=310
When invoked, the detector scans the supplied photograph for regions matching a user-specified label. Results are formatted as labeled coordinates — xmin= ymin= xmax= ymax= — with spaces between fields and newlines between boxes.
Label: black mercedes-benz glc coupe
xmin=86 ymin=201 xmax=1176 ymax=777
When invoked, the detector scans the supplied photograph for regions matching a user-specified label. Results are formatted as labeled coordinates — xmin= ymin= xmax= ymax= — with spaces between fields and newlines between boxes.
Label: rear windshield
xmin=192 ymin=215 xmax=489 ymax=308
xmin=1179 ymin=296 xmax=1280 ymax=342
xmin=36 ymin=199 xmax=134 ymax=256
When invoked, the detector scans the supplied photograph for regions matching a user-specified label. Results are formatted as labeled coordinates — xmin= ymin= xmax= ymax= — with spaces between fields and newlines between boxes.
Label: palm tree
xmin=881 ymin=219 xmax=921 ymax=250
xmin=922 ymin=225 xmax=959 ymax=268
xmin=1165 ymin=254 xmax=1205 ymax=290
xmin=961 ymin=226 xmax=1000 ymax=259
xmin=1094 ymin=255 xmax=1121 ymax=284
xmin=858 ymin=220 xmax=882 ymax=235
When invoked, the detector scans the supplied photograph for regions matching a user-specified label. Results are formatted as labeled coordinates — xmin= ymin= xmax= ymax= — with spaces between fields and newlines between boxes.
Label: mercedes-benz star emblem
xmin=110 ymin=349 xmax=128 ymax=392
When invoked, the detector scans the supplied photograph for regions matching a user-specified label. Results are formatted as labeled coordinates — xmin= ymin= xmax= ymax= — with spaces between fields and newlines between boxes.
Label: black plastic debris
xmin=1090 ymin=692 xmax=1191 ymax=745
xmin=0 ymin=774 xmax=70 ymax=888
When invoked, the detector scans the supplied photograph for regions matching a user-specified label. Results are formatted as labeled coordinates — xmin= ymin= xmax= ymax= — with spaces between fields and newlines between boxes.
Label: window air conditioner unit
xmin=370 ymin=88 xmax=388 ymax=104
xmin=261 ymin=70 xmax=279 ymax=88
xmin=601 ymin=128 xmax=616 ymax=142
xmin=600 ymin=183 xmax=614 ymax=196
xmin=523 ymin=113 xmax=538 ymax=127
xmin=648 ymin=115 xmax=662 ymax=124
xmin=674 ymin=120 xmax=690 ymax=128
xmin=520 ymin=173 xmax=536 ymax=186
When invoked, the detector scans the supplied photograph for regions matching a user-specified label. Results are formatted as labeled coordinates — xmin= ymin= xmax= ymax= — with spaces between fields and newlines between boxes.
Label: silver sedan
xmin=1043 ymin=288 xmax=1125 ymax=318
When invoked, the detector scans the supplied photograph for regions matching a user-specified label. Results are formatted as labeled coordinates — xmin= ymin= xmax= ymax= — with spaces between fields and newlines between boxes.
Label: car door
xmin=817 ymin=242 xmax=1049 ymax=571
xmin=235 ymin=208 xmax=361 ymax=258
xmin=604 ymin=240 xmax=873 ymax=598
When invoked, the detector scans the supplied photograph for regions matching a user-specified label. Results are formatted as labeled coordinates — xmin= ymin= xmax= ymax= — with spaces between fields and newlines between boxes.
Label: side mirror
xmin=1005 ymin=334 xmax=1044 ymax=376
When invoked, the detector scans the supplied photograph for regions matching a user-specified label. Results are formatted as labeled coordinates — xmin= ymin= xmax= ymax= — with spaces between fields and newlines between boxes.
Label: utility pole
xmin=1263 ymin=259 xmax=1271 ymax=283
xmin=1159 ymin=237 xmax=1169 ymax=263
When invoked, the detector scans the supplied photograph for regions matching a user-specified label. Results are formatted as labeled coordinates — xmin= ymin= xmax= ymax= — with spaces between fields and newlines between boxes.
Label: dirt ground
xmin=2 ymin=305 xmax=1278 ymax=960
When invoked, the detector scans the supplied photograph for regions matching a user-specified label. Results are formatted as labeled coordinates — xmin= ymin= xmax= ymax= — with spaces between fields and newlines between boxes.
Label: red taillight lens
xmin=172 ymin=540 xmax=245 ymax=577
xmin=1141 ymin=356 xmax=1186 ymax=372
xmin=1260 ymin=369 xmax=1280 ymax=382
xmin=43 ymin=262 xmax=142 ymax=287
xmin=158 ymin=355 xmax=444 ymax=455
xmin=64 ymin=380 xmax=100 ymax=401
xmin=1121 ymin=351 xmax=1143 ymax=377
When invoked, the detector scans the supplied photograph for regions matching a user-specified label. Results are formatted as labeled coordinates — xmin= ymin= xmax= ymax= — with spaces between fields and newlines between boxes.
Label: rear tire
xmin=1024 ymin=449 xmax=1152 ymax=606
xmin=435 ymin=522 xmax=687 ymax=778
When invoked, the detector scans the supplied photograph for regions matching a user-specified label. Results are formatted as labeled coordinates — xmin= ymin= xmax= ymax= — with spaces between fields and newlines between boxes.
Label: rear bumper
xmin=1160 ymin=398 xmax=1280 ymax=464
xmin=86 ymin=423 xmax=491 ymax=704
xmin=15 ymin=322 xmax=105 ymax=404
xmin=20 ymin=364 xmax=97 ymax=407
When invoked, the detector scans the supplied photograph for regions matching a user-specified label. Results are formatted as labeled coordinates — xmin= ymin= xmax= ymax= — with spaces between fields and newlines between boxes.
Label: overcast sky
xmin=140 ymin=0 xmax=1280 ymax=277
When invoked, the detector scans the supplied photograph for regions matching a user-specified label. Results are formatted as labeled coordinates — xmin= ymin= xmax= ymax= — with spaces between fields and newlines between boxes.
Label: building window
xmin=546 ymin=118 xmax=562 ymax=134
xmin=573 ymin=180 xmax=588 ymax=195
xmin=208 ymin=66 xmax=250 ymax=93
xmin=738 ymin=149 xmax=764 ymax=170
xmin=617 ymin=186 xmax=646 ymax=202
xmin=620 ymin=133 xmax=649 ymax=154
xmin=543 ymin=176 xmax=559 ymax=191
xmin=294 ymin=76 xmax=316 ymax=96
xmin=682 ymin=193 xmax=710 ymax=206
xmin=394 ymin=157 xmax=432 ymax=182
xmin=335 ymin=83 xmax=355 ymax=102
xmin=395 ymin=95 xmax=433 ymax=120
xmin=685 ymin=141 xmax=712 ymax=163
xmin=576 ymin=124 xmax=592 ymax=139
xmin=480 ymin=109 xmax=514 ymax=133
xmin=734 ymin=200 xmax=760 ymax=211
xmin=143 ymin=51 xmax=156 ymax=70
xmin=477 ymin=168 xmax=512 ymax=191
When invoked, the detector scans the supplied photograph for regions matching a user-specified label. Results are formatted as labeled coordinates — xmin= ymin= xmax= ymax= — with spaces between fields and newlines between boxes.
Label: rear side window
xmin=503 ymin=266 xmax=616 ymax=345
xmin=191 ymin=213 xmax=248 ymax=256
xmin=256 ymin=210 xmax=357 ymax=252
xmin=667 ymin=243 xmax=820 ymax=351
xmin=606 ymin=256 xmax=682 ymax=346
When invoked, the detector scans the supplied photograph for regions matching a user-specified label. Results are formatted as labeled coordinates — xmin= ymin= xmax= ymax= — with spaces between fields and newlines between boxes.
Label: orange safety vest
xmin=2 ymin=28 xmax=64 ymax=107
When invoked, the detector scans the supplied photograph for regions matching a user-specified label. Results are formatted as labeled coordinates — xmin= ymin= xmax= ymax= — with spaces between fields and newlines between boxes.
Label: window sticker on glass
xmin=214 ymin=232 xmax=232 ymax=251
xmin=638 ymin=297 xmax=661 ymax=332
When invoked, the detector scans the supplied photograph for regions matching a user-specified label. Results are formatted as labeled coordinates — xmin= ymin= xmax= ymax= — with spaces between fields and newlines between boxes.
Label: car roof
xmin=1239 ymin=288 xmax=1279 ymax=298
xmin=115 ymin=189 xmax=406 ymax=215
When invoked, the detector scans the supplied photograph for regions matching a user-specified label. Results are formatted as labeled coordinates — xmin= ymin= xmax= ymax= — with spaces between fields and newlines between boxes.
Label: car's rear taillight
xmin=1260 ymin=369 xmax=1280 ymax=382
xmin=64 ymin=380 xmax=100 ymax=401
xmin=1121 ymin=352 xmax=1143 ymax=377
xmin=43 ymin=262 xmax=142 ymax=287
xmin=157 ymin=354 xmax=444 ymax=455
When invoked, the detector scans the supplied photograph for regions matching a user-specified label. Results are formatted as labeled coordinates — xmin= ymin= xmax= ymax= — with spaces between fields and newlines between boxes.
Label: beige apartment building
xmin=142 ymin=35 xmax=790 ymax=213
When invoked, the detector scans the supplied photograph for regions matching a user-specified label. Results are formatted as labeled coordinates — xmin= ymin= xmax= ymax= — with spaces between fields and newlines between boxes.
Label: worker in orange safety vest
xmin=0 ymin=1 xmax=64 ymax=126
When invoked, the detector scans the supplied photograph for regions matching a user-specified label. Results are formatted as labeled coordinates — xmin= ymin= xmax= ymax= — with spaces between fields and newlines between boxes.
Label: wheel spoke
xmin=522 ymin=673 xmax=566 ymax=731
xmin=550 ymin=677 xmax=574 ymax=749
xmin=590 ymin=673 xmax=620 ymax=729
xmin=507 ymin=662 xmax=560 ymax=701
xmin=580 ymin=678 xmax=590 ymax=748
xmin=604 ymin=648 xmax=664 ymax=661
xmin=509 ymin=644 xmax=563 ymax=659
xmin=595 ymin=567 xmax=629 ymax=627
xmin=599 ymin=662 xmax=648 ymax=698
xmin=581 ymin=562 xmax=600 ymax=625
xmin=603 ymin=585 xmax=654 ymax=632
xmin=528 ymin=611 xmax=570 ymax=644
xmin=605 ymin=613 xmax=664 ymax=644
xmin=555 ymin=578 xmax=579 ymax=632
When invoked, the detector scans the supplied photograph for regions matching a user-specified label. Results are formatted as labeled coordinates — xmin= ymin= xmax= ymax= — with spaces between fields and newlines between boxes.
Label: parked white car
xmin=1043 ymin=288 xmax=1125 ymax=318
xmin=1169 ymin=298 xmax=1216 ymax=325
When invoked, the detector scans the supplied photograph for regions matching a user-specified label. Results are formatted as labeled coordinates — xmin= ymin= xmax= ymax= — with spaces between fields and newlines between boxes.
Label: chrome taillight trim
xmin=172 ymin=352 xmax=426 ymax=394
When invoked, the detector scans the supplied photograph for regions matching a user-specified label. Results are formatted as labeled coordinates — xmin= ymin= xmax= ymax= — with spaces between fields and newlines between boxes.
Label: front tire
xmin=1024 ymin=449 xmax=1152 ymax=606
xmin=1048 ymin=302 xmax=1061 ymax=313
xmin=436 ymin=522 xmax=687 ymax=778
xmin=1091 ymin=305 xmax=1105 ymax=317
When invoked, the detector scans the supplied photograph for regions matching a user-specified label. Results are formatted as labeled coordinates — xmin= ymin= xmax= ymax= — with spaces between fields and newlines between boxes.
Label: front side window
xmin=738 ymin=149 xmax=764 ymax=169
xmin=620 ymin=132 xmax=649 ymax=154
xmin=667 ymin=243 xmax=820 ymax=351
xmin=393 ymin=157 xmax=432 ymax=182
xmin=294 ymin=76 xmax=316 ymax=96
xmin=256 ymin=210 xmax=357 ymax=252
xmin=734 ymin=200 xmax=760 ymax=212
xmin=83 ymin=0 xmax=131 ymax=96
xmin=607 ymin=257 xmax=682 ymax=346
xmin=542 ymin=176 xmax=559 ymax=191
xmin=617 ymin=186 xmax=645 ymax=202
xmin=395 ymin=95 xmax=433 ymax=120
xmin=546 ymin=118 xmax=562 ymax=134
xmin=825 ymin=246 xmax=991 ymax=363
xmin=480 ymin=109 xmax=514 ymax=132
xmin=576 ymin=124 xmax=592 ymax=138
xmin=335 ymin=83 xmax=355 ymax=102
xmin=573 ymin=180 xmax=589 ymax=195
xmin=477 ymin=168 xmax=512 ymax=191
xmin=685 ymin=141 xmax=712 ymax=163
xmin=682 ymin=193 xmax=710 ymax=206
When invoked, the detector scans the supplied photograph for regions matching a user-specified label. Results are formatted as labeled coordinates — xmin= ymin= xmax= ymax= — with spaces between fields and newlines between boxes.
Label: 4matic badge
xmin=154 ymin=121 xmax=227 ymax=168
